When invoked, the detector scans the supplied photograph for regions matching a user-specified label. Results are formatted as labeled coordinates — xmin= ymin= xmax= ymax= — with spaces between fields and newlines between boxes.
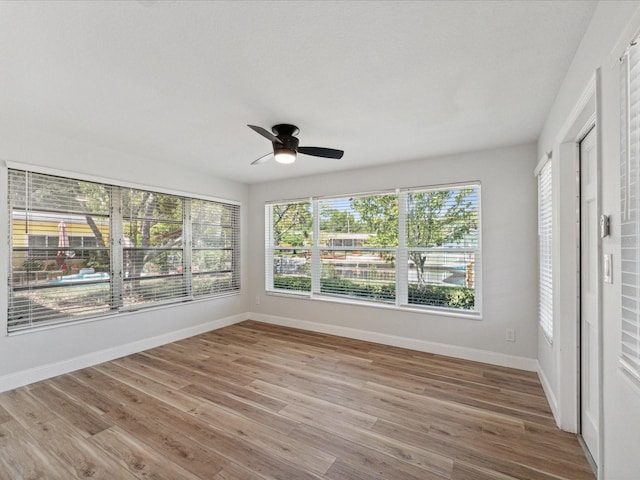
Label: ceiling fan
xmin=248 ymin=124 xmax=344 ymax=165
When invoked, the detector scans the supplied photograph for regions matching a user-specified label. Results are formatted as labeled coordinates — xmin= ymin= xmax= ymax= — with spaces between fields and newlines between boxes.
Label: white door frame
xmin=553 ymin=70 xmax=603 ymax=476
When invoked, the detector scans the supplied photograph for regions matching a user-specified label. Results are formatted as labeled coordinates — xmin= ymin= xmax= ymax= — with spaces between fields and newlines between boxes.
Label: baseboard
xmin=1 ymin=311 xmax=540 ymax=393
xmin=537 ymin=361 xmax=560 ymax=426
xmin=0 ymin=313 xmax=248 ymax=393
xmin=250 ymin=312 xmax=538 ymax=372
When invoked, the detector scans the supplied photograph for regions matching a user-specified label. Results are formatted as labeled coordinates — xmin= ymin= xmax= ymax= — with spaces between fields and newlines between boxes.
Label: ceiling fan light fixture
xmin=248 ymin=123 xmax=343 ymax=165
xmin=274 ymin=150 xmax=296 ymax=164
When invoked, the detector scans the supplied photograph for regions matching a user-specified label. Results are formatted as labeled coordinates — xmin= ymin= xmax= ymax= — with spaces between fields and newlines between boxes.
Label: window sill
xmin=265 ymin=290 xmax=482 ymax=321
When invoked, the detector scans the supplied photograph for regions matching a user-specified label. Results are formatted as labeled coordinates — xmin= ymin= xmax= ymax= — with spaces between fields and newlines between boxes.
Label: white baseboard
xmin=250 ymin=312 xmax=538 ymax=371
xmin=537 ymin=361 xmax=560 ymax=426
xmin=0 ymin=313 xmax=247 ymax=393
xmin=0 ymin=311 xmax=540 ymax=394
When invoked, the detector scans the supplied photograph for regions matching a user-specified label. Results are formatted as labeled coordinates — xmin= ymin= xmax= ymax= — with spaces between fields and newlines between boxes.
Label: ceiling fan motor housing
xmin=271 ymin=124 xmax=300 ymax=137
xmin=272 ymin=124 xmax=300 ymax=156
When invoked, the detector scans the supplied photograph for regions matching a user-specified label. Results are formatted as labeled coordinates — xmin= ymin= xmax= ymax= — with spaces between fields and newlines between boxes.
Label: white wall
xmin=0 ymin=124 xmax=249 ymax=391
xmin=537 ymin=1 xmax=640 ymax=478
xmin=248 ymin=143 xmax=539 ymax=369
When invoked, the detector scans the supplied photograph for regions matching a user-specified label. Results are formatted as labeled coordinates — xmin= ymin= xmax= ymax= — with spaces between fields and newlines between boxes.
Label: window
xmin=265 ymin=200 xmax=313 ymax=294
xmin=7 ymin=168 xmax=240 ymax=333
xmin=27 ymin=234 xmax=99 ymax=259
xmin=537 ymin=158 xmax=553 ymax=341
xmin=621 ymin=36 xmax=640 ymax=380
xmin=320 ymin=193 xmax=397 ymax=302
xmin=404 ymin=186 xmax=479 ymax=310
xmin=191 ymin=199 xmax=240 ymax=296
xmin=265 ymin=183 xmax=481 ymax=314
xmin=121 ymin=188 xmax=186 ymax=307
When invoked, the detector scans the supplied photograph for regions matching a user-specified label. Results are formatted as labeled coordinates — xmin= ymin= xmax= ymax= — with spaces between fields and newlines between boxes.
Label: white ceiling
xmin=0 ymin=0 xmax=597 ymax=184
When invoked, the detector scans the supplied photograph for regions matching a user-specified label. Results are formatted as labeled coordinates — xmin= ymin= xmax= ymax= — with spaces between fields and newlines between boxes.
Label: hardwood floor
xmin=0 ymin=321 xmax=594 ymax=479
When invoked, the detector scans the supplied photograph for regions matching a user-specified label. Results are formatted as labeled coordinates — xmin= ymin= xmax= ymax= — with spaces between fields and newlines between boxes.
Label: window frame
xmin=7 ymin=163 xmax=240 ymax=334
xmin=265 ymin=182 xmax=482 ymax=317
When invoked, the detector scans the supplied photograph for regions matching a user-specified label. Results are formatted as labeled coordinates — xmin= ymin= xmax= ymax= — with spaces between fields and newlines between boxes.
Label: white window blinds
xmin=404 ymin=186 xmax=479 ymax=310
xmin=621 ymin=37 xmax=640 ymax=379
xmin=121 ymin=188 xmax=187 ymax=307
xmin=537 ymin=158 xmax=553 ymax=341
xmin=7 ymin=168 xmax=240 ymax=333
xmin=265 ymin=183 xmax=481 ymax=314
xmin=8 ymin=171 xmax=112 ymax=330
xmin=265 ymin=200 xmax=313 ymax=294
xmin=191 ymin=199 xmax=240 ymax=296
xmin=320 ymin=193 xmax=397 ymax=302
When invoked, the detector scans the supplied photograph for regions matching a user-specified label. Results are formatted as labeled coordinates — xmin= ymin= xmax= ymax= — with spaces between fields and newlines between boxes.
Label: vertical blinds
xmin=621 ymin=38 xmax=640 ymax=378
xmin=7 ymin=168 xmax=240 ymax=333
xmin=538 ymin=159 xmax=553 ymax=341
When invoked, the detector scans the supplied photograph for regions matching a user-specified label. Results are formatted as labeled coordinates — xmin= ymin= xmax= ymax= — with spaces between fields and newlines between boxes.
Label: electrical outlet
xmin=505 ymin=329 xmax=516 ymax=342
xmin=255 ymin=296 xmax=261 ymax=305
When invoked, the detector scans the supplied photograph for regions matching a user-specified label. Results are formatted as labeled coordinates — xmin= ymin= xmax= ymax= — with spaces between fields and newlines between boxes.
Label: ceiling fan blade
xmin=251 ymin=152 xmax=273 ymax=165
xmin=248 ymin=125 xmax=282 ymax=144
xmin=298 ymin=146 xmax=344 ymax=159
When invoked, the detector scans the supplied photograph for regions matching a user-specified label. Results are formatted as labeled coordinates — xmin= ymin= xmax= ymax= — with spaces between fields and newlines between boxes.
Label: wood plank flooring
xmin=0 ymin=320 xmax=594 ymax=479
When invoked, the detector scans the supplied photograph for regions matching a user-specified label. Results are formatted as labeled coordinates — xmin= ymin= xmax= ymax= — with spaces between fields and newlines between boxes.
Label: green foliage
xmin=408 ymin=284 xmax=474 ymax=309
xmin=406 ymin=189 xmax=476 ymax=248
xmin=22 ymin=258 xmax=44 ymax=272
xmin=320 ymin=206 xmax=362 ymax=233
xmin=321 ymin=262 xmax=336 ymax=278
xmin=273 ymin=275 xmax=311 ymax=292
xmin=272 ymin=203 xmax=312 ymax=247
xmin=85 ymin=252 xmax=110 ymax=272
xmin=351 ymin=195 xmax=398 ymax=247
xmin=279 ymin=232 xmax=307 ymax=247
xmin=78 ymin=181 xmax=110 ymax=215
xmin=273 ymin=275 xmax=474 ymax=310
xmin=321 ymin=278 xmax=395 ymax=302
xmin=351 ymin=189 xmax=477 ymax=286
xmin=156 ymin=194 xmax=181 ymax=218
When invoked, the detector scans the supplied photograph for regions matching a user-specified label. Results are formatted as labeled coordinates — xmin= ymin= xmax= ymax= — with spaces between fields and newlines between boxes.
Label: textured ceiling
xmin=0 ymin=1 xmax=597 ymax=184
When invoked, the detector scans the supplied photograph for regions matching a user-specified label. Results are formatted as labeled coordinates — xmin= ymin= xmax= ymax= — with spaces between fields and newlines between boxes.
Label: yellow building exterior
xmin=11 ymin=211 xmax=110 ymax=279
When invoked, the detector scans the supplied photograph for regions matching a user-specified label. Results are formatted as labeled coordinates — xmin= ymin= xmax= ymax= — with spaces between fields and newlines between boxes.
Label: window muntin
xmin=7 ymin=168 xmax=240 ymax=333
xmin=265 ymin=184 xmax=480 ymax=314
